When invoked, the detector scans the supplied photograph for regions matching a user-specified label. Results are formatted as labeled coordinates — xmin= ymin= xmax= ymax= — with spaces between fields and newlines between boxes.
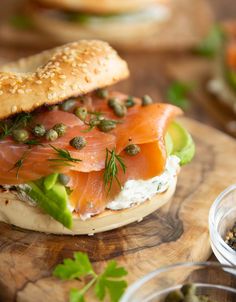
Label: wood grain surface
xmin=0 ymin=118 xmax=236 ymax=302
xmin=0 ymin=0 xmax=236 ymax=301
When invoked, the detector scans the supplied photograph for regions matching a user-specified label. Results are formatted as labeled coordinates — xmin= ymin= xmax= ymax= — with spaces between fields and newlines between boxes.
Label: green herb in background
xmin=10 ymin=14 xmax=34 ymax=30
xmin=167 ymin=81 xmax=193 ymax=110
xmin=194 ymin=24 xmax=225 ymax=58
xmin=53 ymin=252 xmax=128 ymax=302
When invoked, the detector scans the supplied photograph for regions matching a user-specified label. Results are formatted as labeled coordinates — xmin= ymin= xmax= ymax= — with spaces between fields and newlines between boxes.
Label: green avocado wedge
xmin=166 ymin=121 xmax=195 ymax=165
xmin=25 ymin=181 xmax=72 ymax=229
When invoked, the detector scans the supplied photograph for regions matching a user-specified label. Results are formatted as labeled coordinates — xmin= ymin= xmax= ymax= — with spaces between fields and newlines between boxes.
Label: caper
xmin=164 ymin=290 xmax=184 ymax=302
xmin=32 ymin=124 xmax=46 ymax=137
xmin=113 ymin=103 xmax=127 ymax=117
xmin=47 ymin=105 xmax=59 ymax=111
xmin=97 ymin=120 xmax=117 ymax=132
xmin=12 ymin=129 xmax=29 ymax=143
xmin=142 ymin=94 xmax=153 ymax=106
xmin=125 ymin=96 xmax=136 ymax=108
xmin=74 ymin=107 xmax=87 ymax=121
xmin=181 ymin=284 xmax=196 ymax=296
xmin=96 ymin=88 xmax=108 ymax=99
xmin=53 ymin=123 xmax=67 ymax=137
xmin=108 ymin=98 xmax=118 ymax=109
xmin=60 ymin=99 xmax=77 ymax=112
xmin=45 ymin=129 xmax=58 ymax=141
xmin=183 ymin=294 xmax=200 ymax=302
xmin=58 ymin=174 xmax=70 ymax=186
xmin=89 ymin=117 xmax=101 ymax=127
xmin=70 ymin=136 xmax=87 ymax=150
xmin=124 ymin=144 xmax=141 ymax=156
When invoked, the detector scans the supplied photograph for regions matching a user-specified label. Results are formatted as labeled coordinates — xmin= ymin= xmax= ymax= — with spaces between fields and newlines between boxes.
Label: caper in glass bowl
xmin=120 ymin=262 xmax=236 ymax=302
xmin=209 ymin=184 xmax=236 ymax=266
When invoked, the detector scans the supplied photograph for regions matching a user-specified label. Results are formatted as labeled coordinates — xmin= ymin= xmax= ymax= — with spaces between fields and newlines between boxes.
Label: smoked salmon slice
xmin=69 ymin=141 xmax=166 ymax=218
xmin=0 ymin=112 xmax=116 ymax=184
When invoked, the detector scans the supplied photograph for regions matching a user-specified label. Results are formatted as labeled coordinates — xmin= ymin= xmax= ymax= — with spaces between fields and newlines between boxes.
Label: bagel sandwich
xmin=0 ymin=40 xmax=195 ymax=235
xmin=26 ymin=0 xmax=172 ymax=49
xmin=208 ymin=22 xmax=236 ymax=113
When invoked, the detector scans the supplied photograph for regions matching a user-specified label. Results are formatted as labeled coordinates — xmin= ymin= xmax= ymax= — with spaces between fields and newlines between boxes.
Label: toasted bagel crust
xmin=0 ymin=176 xmax=176 ymax=235
xmin=0 ymin=40 xmax=129 ymax=120
xmin=33 ymin=0 xmax=167 ymax=13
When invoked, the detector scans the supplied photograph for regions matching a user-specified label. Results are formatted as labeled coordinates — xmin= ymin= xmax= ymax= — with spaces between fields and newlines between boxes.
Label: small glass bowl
xmin=121 ymin=262 xmax=236 ymax=302
xmin=209 ymin=184 xmax=236 ymax=266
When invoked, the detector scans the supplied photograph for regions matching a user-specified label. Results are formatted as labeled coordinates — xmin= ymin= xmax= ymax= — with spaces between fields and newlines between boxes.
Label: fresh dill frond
xmin=0 ymin=113 xmax=32 ymax=140
xmin=104 ymin=148 xmax=126 ymax=194
xmin=49 ymin=145 xmax=82 ymax=166
xmin=9 ymin=150 xmax=31 ymax=178
xmin=24 ymin=139 xmax=44 ymax=146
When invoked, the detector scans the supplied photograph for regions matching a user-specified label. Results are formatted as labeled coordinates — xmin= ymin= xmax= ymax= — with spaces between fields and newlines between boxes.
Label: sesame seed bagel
xmin=0 ymin=40 xmax=129 ymax=120
xmin=27 ymin=2 xmax=171 ymax=48
xmin=33 ymin=0 xmax=166 ymax=14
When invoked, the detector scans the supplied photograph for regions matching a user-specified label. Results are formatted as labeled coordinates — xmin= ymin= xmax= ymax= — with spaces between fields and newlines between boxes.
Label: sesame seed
xmin=59 ymin=75 xmax=66 ymax=79
xmin=0 ymin=91 xmax=3 ymax=95
xmin=11 ymin=106 xmax=17 ymax=113
xmin=36 ymin=80 xmax=42 ymax=84
xmin=17 ymin=89 xmax=25 ymax=94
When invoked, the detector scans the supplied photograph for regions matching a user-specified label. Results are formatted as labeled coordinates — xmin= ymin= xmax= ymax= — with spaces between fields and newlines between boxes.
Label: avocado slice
xmin=165 ymin=132 xmax=174 ymax=156
xmin=25 ymin=181 xmax=72 ymax=229
xmin=43 ymin=173 xmax=58 ymax=191
xmin=166 ymin=122 xmax=195 ymax=165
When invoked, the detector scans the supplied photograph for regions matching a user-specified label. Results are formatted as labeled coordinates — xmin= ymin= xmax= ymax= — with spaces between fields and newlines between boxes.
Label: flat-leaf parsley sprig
xmin=53 ymin=252 xmax=128 ymax=302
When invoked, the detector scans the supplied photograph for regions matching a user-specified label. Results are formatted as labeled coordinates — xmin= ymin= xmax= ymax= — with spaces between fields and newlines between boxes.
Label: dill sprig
xmin=104 ymin=148 xmax=126 ymax=194
xmin=0 ymin=113 xmax=32 ymax=140
xmin=9 ymin=150 xmax=31 ymax=178
xmin=48 ymin=145 xmax=82 ymax=166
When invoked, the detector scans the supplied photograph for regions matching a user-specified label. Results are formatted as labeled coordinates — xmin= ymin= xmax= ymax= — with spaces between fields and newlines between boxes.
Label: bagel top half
xmin=32 ymin=0 xmax=168 ymax=13
xmin=0 ymin=40 xmax=129 ymax=120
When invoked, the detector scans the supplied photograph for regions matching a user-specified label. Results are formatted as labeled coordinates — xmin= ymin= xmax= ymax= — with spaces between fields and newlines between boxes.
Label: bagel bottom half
xmin=0 ymin=175 xmax=177 ymax=235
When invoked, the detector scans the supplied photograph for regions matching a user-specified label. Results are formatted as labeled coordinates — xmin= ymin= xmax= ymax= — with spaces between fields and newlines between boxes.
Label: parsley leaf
xmin=53 ymin=252 xmax=95 ymax=280
xmin=70 ymin=289 xmax=85 ymax=302
xmin=167 ymin=81 xmax=193 ymax=110
xmin=194 ymin=24 xmax=225 ymax=58
xmin=95 ymin=260 xmax=128 ymax=302
xmin=53 ymin=252 xmax=128 ymax=302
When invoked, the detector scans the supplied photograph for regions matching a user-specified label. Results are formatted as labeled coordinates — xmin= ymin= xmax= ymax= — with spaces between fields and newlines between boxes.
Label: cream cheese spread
xmin=106 ymin=155 xmax=180 ymax=210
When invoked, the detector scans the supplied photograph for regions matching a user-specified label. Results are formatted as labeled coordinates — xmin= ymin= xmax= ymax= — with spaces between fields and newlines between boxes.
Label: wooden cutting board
xmin=0 ymin=118 xmax=236 ymax=302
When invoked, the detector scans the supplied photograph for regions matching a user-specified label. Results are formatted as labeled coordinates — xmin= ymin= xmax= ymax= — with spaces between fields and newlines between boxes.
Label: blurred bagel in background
xmin=32 ymin=0 xmax=166 ymax=13
xmin=28 ymin=0 xmax=171 ymax=49
xmin=25 ymin=0 xmax=213 ymax=51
